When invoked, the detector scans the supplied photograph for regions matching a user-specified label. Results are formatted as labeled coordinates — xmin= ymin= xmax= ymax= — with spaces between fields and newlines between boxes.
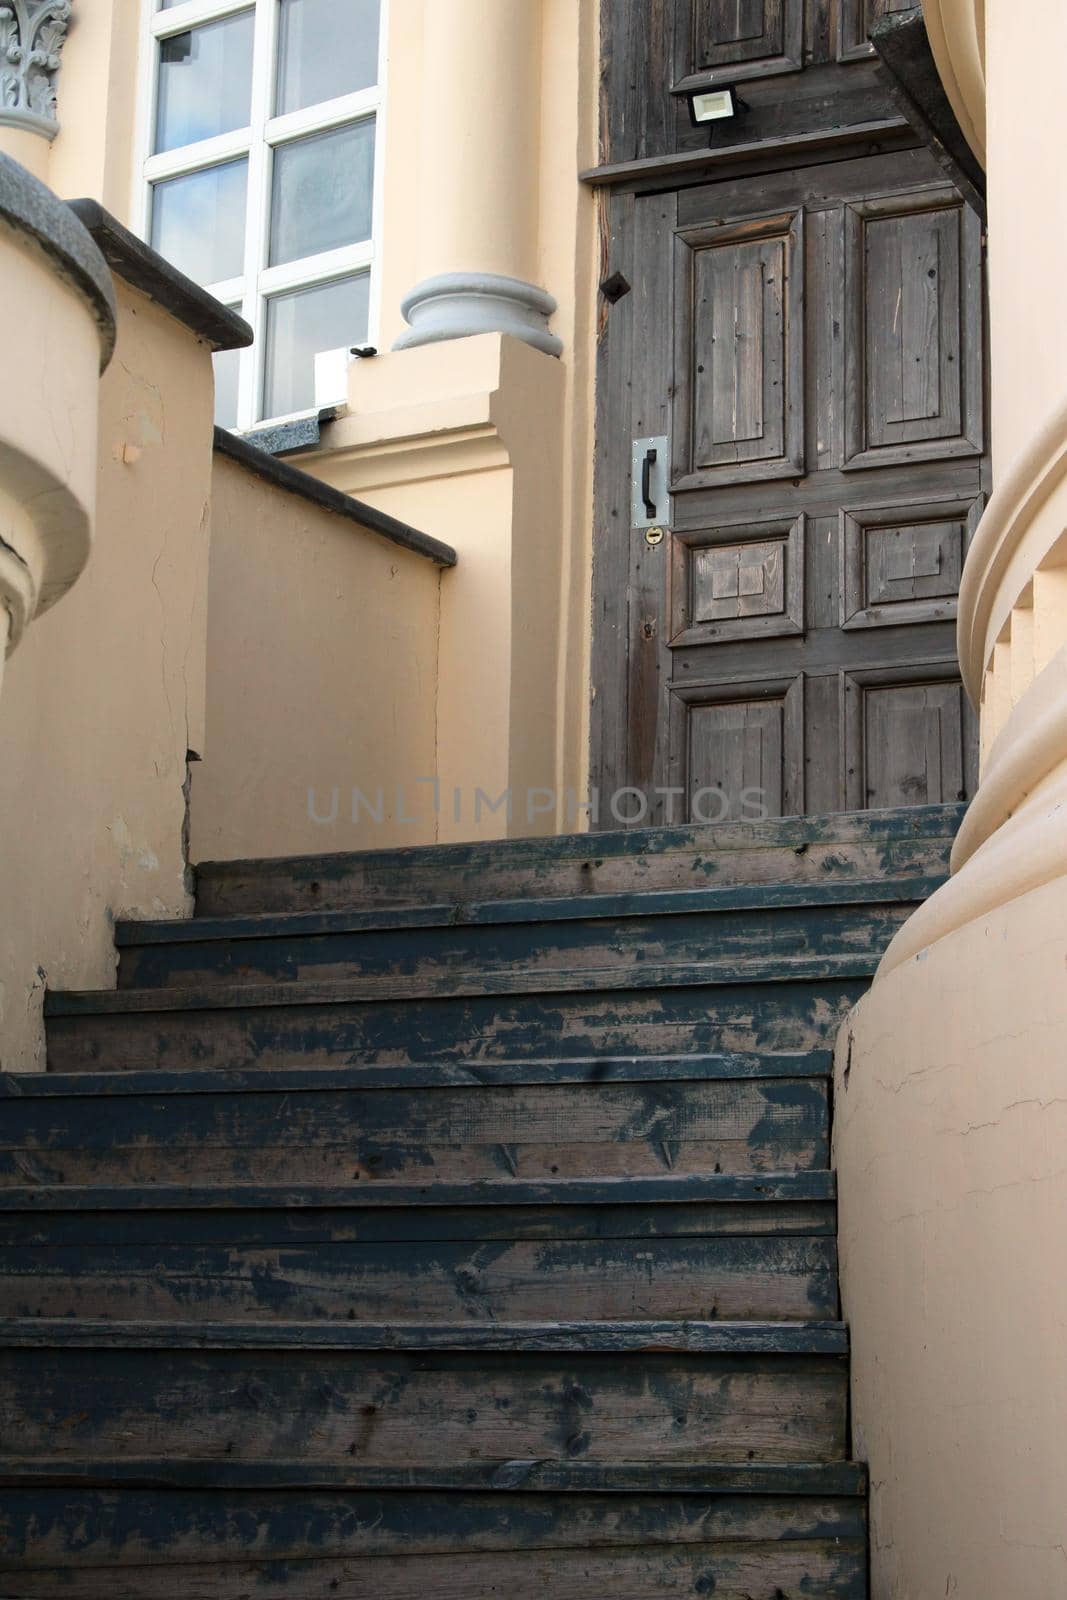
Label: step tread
xmin=45 ymin=953 xmax=880 ymax=1016
xmin=0 ymin=1173 xmax=836 ymax=1211
xmin=0 ymin=1317 xmax=848 ymax=1352
xmin=0 ymin=1458 xmax=868 ymax=1494
xmin=196 ymin=802 xmax=964 ymax=882
xmin=6 ymin=1051 xmax=833 ymax=1098
xmin=117 ymin=876 xmax=937 ymax=947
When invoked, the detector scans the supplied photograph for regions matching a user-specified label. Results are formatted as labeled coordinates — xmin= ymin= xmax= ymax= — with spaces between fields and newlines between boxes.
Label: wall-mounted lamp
xmin=685 ymin=84 xmax=748 ymax=142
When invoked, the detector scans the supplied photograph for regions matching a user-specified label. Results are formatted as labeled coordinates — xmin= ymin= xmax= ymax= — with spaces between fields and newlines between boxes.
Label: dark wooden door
xmin=590 ymin=5 xmax=987 ymax=826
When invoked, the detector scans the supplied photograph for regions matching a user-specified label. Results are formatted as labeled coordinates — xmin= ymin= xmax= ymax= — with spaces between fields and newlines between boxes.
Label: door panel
xmin=678 ymin=0 xmax=805 ymax=84
xmin=673 ymin=211 xmax=805 ymax=487
xmin=843 ymin=190 xmax=983 ymax=468
xmin=600 ymin=148 xmax=985 ymax=825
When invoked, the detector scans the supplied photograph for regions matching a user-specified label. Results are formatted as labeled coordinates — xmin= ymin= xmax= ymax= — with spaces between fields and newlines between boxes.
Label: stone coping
xmin=0 ymin=153 xmax=116 ymax=370
xmin=67 ymin=198 xmax=253 ymax=355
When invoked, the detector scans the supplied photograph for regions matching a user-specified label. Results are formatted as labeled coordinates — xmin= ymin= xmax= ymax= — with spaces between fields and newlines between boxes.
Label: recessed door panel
xmin=675 ymin=212 xmax=804 ymax=488
xmin=678 ymin=0 xmax=804 ymax=82
xmin=845 ymin=190 xmax=983 ymax=468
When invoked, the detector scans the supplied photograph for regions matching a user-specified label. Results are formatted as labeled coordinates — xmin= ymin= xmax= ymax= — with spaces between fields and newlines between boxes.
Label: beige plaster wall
xmin=837 ymin=4 xmax=1067 ymax=1594
xmin=0 ymin=280 xmax=213 ymax=1070
xmin=190 ymin=453 xmax=442 ymax=861
xmin=984 ymin=0 xmax=1067 ymax=474
xmin=303 ymin=0 xmax=600 ymax=839
xmin=835 ymin=879 xmax=1067 ymax=1597
xmin=305 ymin=328 xmax=587 ymax=844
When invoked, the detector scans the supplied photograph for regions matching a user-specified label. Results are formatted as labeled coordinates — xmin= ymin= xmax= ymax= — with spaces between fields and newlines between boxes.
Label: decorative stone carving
xmin=0 ymin=0 xmax=72 ymax=138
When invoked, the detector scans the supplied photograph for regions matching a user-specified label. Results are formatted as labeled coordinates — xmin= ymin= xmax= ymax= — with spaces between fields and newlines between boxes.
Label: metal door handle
xmin=641 ymin=447 xmax=658 ymax=519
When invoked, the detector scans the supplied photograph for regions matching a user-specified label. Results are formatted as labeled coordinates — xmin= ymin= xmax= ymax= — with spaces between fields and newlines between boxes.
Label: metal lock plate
xmin=631 ymin=435 xmax=669 ymax=529
xmin=645 ymin=526 xmax=664 ymax=546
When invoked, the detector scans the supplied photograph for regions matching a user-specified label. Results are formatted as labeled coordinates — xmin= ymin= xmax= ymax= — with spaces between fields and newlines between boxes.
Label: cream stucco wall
xmin=190 ymin=452 xmax=442 ymax=860
xmin=836 ymin=877 xmax=1067 ymax=1598
xmin=838 ymin=4 xmax=1067 ymax=1594
xmin=0 ymin=278 xmax=213 ymax=1070
xmin=301 ymin=0 xmax=599 ymax=838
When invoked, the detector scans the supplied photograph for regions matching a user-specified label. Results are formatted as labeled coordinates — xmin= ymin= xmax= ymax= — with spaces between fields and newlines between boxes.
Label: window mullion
xmin=236 ymin=0 xmax=276 ymax=431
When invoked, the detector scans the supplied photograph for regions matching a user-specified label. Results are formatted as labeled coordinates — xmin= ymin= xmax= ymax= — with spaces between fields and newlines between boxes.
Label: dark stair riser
xmin=0 ymin=1075 xmax=830 ymax=1185
xmin=0 ymin=1345 xmax=849 ymax=1467
xmin=0 ymin=1488 xmax=868 ymax=1599
xmin=44 ymin=974 xmax=871 ymax=1072
xmin=115 ymin=897 xmax=920 ymax=990
xmin=0 ymin=1484 xmax=870 ymax=1600
xmin=0 ymin=1207 xmax=838 ymax=1320
xmin=195 ymin=802 xmax=962 ymax=915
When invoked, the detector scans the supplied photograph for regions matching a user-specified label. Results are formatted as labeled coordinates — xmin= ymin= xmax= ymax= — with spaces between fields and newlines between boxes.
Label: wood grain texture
xmin=0 ymin=1232 xmax=837 ymax=1324
xmin=0 ymin=1342 xmax=848 ymax=1465
xmin=194 ymin=801 xmax=961 ymax=914
xmin=0 ymin=1074 xmax=831 ymax=1185
xmin=0 ymin=1489 xmax=867 ymax=1598
xmin=44 ymin=974 xmax=871 ymax=1073
xmin=113 ymin=898 xmax=916 ymax=992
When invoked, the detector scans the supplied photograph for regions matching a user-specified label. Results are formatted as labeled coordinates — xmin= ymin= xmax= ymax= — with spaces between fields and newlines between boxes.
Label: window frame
xmin=134 ymin=0 xmax=387 ymax=431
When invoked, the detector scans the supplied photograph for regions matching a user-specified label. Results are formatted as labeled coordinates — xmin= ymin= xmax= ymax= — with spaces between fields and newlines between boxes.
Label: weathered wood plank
xmin=0 ymin=1540 xmax=868 ymax=1599
xmin=49 ymin=955 xmax=881 ymax=1018
xmin=1 ymin=1051 xmax=834 ymax=1098
xmin=193 ymin=802 xmax=961 ymax=915
xmin=0 ymin=1233 xmax=837 ymax=1324
xmin=118 ymin=876 xmax=941 ymax=948
xmin=0 ymin=1486 xmax=867 ymax=1564
xmin=0 ymin=1318 xmax=849 ymax=1353
xmin=0 ymin=1172 xmax=837 ymax=1215
xmin=0 ymin=1343 xmax=849 ymax=1464
xmin=0 ymin=1077 xmax=829 ymax=1185
xmin=114 ymin=898 xmax=916 ymax=991
xmin=44 ymin=975 xmax=870 ymax=1073
xmin=0 ymin=1458 xmax=868 ymax=1494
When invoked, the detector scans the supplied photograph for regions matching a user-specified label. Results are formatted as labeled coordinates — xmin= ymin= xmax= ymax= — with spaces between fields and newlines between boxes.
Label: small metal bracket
xmin=631 ymin=435 xmax=669 ymax=529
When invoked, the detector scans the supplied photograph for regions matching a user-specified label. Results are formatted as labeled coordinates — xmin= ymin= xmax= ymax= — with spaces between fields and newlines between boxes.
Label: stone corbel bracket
xmin=0 ymin=0 xmax=73 ymax=140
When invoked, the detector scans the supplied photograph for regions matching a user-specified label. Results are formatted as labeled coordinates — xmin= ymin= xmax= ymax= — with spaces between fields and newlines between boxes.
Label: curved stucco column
xmin=393 ymin=0 xmax=561 ymax=356
xmin=921 ymin=0 xmax=986 ymax=166
xmin=0 ymin=151 xmax=115 ymax=698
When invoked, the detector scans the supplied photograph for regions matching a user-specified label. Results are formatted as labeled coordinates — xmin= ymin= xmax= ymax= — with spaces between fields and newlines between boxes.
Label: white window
xmin=137 ymin=0 xmax=384 ymax=431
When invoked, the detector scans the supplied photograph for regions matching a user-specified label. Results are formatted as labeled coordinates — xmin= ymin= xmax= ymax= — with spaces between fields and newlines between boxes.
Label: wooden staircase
xmin=0 ymin=804 xmax=962 ymax=1597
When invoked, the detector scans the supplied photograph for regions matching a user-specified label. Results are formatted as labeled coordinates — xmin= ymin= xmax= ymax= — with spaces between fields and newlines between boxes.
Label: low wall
xmin=190 ymin=451 xmax=445 ymax=862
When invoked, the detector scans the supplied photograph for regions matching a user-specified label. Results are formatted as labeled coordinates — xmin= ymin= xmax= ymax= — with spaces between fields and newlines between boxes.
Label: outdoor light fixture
xmin=685 ymin=84 xmax=747 ymax=143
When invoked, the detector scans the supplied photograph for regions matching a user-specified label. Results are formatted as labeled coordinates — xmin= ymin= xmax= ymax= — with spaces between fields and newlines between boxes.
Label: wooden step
xmin=44 ymin=964 xmax=870 ymax=1072
xmin=0 ymin=1482 xmax=868 ymax=1598
xmin=115 ymin=879 xmax=924 ymax=990
xmin=0 ymin=1058 xmax=831 ymax=1185
xmin=0 ymin=1320 xmax=849 ymax=1468
xmin=0 ymin=1174 xmax=838 ymax=1324
xmin=195 ymin=800 xmax=961 ymax=915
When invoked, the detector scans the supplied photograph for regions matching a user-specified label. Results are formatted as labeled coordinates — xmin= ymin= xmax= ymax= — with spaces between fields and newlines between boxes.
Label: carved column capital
xmin=0 ymin=0 xmax=73 ymax=140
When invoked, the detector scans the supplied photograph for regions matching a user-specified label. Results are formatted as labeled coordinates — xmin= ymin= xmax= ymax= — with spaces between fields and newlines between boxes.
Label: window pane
xmin=275 ymin=0 xmax=381 ymax=115
xmin=155 ymin=11 xmax=254 ymax=153
xmin=213 ymin=339 xmax=242 ymax=431
xmin=269 ymin=120 xmax=375 ymax=267
xmin=151 ymin=160 xmax=248 ymax=285
xmin=264 ymin=274 xmax=369 ymax=419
